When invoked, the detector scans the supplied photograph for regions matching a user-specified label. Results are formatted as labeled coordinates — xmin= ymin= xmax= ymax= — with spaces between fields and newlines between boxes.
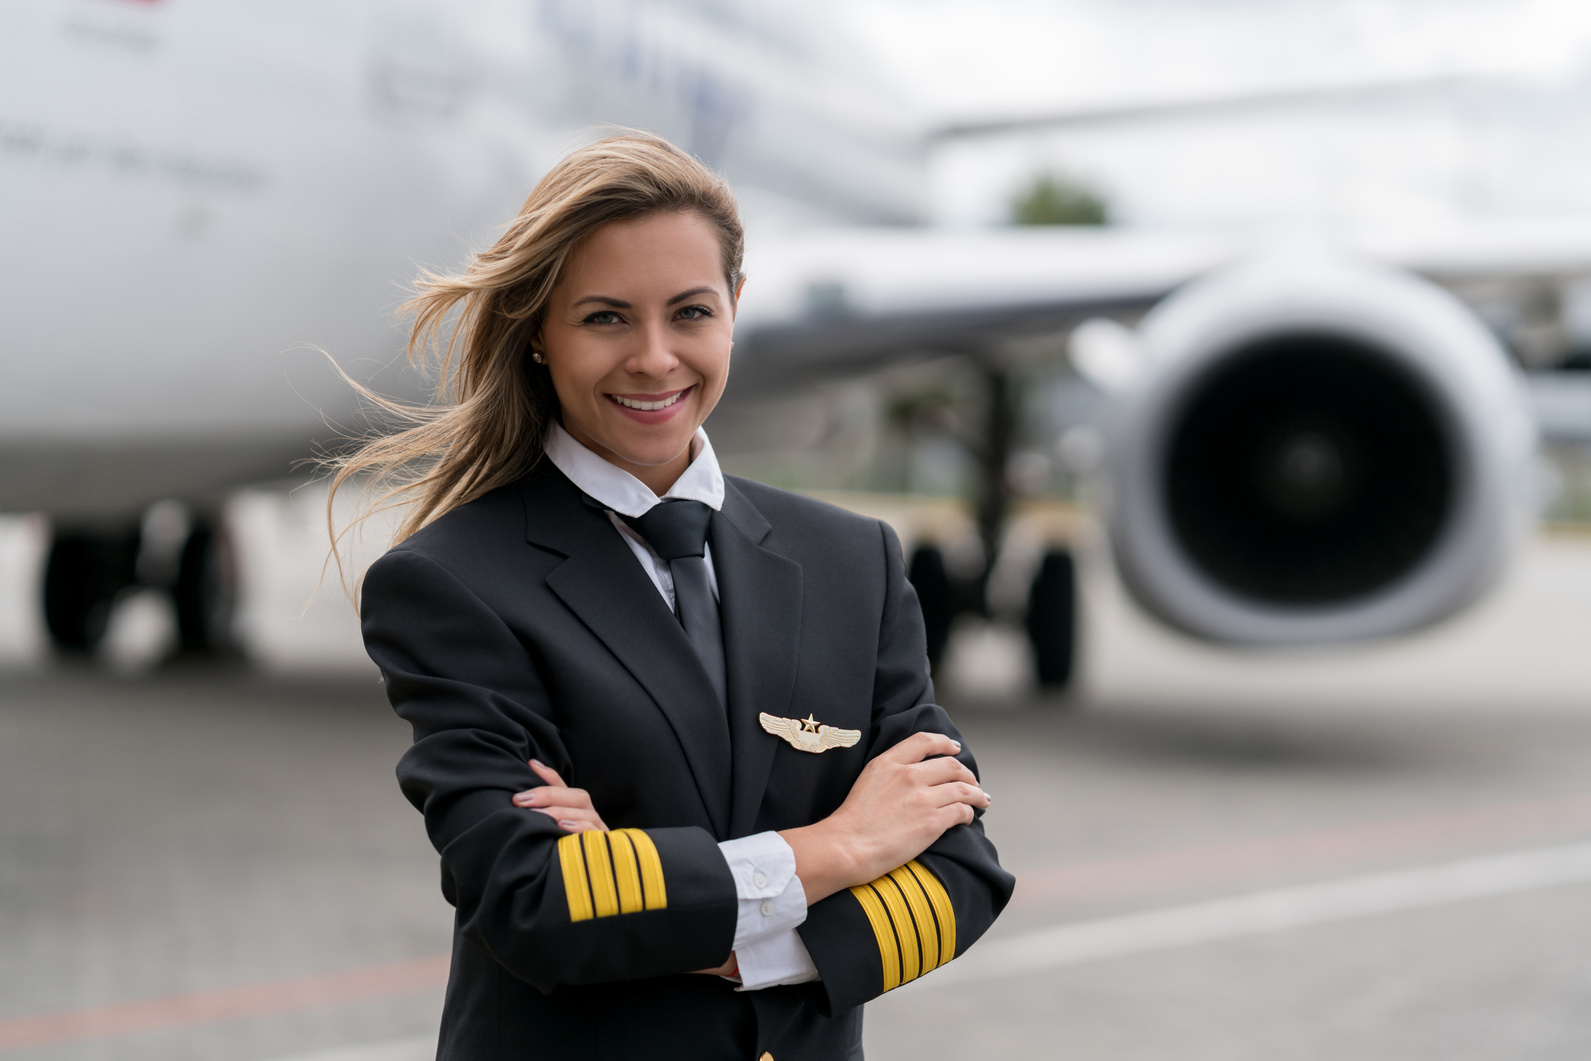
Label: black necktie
xmin=622 ymin=501 xmax=727 ymax=708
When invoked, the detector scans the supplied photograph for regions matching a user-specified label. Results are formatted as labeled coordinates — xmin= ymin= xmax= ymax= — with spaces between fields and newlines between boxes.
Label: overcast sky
xmin=844 ymin=0 xmax=1591 ymax=228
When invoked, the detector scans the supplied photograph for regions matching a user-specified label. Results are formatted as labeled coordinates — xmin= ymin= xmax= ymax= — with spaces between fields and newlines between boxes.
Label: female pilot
xmin=341 ymin=133 xmax=1013 ymax=1061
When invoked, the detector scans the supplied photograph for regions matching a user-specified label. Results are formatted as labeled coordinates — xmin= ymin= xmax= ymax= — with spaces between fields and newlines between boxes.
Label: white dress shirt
xmin=543 ymin=422 xmax=820 ymax=990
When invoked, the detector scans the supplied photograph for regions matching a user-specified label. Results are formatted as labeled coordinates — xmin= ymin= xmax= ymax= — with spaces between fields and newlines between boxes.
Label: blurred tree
xmin=1009 ymin=172 xmax=1109 ymax=226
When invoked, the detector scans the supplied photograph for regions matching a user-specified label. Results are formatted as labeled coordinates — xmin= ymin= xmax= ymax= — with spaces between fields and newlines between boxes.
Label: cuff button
xmin=759 ymin=898 xmax=776 ymax=916
xmin=752 ymin=872 xmax=769 ymax=889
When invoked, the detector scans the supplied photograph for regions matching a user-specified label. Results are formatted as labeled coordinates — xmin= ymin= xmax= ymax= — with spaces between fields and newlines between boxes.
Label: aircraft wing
xmin=732 ymin=228 xmax=1240 ymax=389
xmin=732 ymin=220 xmax=1591 ymax=403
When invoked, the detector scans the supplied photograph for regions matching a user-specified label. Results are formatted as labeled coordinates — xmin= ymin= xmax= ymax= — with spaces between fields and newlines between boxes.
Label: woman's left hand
xmin=512 ymin=760 xmax=609 ymax=833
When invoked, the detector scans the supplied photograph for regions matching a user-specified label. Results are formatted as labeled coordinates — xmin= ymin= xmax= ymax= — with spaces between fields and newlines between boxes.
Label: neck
xmin=625 ymin=453 xmax=691 ymax=496
xmin=562 ymin=423 xmax=693 ymax=496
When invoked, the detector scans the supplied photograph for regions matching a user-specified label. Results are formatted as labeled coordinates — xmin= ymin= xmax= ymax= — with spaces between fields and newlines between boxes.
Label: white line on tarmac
xmin=252 ymin=842 xmax=1591 ymax=1053
xmin=915 ymin=839 xmax=1591 ymax=989
xmin=256 ymin=1035 xmax=433 ymax=1061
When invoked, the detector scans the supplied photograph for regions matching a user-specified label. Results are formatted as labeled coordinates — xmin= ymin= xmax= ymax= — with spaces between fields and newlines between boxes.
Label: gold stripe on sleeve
xmin=888 ymin=864 xmax=941 ymax=974
xmin=607 ymin=828 xmax=645 ymax=914
xmin=872 ymin=874 xmax=922 ymax=984
xmin=623 ymin=828 xmax=668 ymax=911
xmin=582 ymin=830 xmax=620 ymax=918
xmin=557 ymin=832 xmax=594 ymax=922
xmin=907 ymin=860 xmax=956 ymax=968
xmin=849 ymin=881 xmax=902 ymax=992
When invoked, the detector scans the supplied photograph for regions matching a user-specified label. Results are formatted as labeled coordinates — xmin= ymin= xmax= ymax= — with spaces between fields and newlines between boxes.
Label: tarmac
xmin=1 ymin=526 xmax=1589 ymax=1060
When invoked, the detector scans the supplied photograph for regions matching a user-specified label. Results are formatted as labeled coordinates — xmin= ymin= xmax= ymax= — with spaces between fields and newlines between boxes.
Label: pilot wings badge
xmin=759 ymin=712 xmax=862 ymax=754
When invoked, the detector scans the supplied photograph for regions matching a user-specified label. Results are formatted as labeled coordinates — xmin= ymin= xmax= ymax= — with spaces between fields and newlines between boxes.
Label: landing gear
xmin=173 ymin=521 xmax=236 ymax=654
xmin=906 ymin=541 xmax=1078 ymax=693
xmin=900 ymin=356 xmax=1080 ymax=695
xmin=1026 ymin=549 xmax=1076 ymax=689
xmin=41 ymin=513 xmax=235 ymax=659
xmin=908 ymin=544 xmax=954 ymax=668
xmin=42 ymin=528 xmax=140 ymax=652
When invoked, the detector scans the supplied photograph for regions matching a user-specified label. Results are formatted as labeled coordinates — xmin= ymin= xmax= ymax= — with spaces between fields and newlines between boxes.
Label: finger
xmin=529 ymin=758 xmax=566 ymax=787
xmin=911 ymin=756 xmax=978 ymax=788
xmin=513 ymin=786 xmax=595 ymax=811
xmin=513 ymin=786 xmax=571 ymax=806
xmin=936 ymin=801 xmax=976 ymax=831
xmin=531 ymin=807 xmax=604 ymax=829
xmin=929 ymin=781 xmax=989 ymax=809
xmin=880 ymin=731 xmax=962 ymax=765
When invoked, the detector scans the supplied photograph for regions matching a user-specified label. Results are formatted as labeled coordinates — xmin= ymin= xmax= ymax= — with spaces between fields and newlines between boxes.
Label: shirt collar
xmin=545 ymin=421 xmax=725 ymax=518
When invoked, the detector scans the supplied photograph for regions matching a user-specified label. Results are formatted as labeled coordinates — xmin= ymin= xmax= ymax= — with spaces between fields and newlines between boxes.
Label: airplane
xmin=2 ymin=0 xmax=1587 ymax=690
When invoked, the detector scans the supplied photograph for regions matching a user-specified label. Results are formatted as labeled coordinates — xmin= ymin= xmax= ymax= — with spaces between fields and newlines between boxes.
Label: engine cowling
xmin=1105 ymin=251 xmax=1536 ymax=645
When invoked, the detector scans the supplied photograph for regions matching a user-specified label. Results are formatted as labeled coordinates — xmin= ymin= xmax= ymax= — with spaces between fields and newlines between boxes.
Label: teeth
xmin=611 ymin=391 xmax=684 ymax=411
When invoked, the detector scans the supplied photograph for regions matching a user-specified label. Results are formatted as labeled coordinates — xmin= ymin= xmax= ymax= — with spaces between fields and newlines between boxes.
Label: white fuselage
xmin=0 ymin=0 xmax=921 ymax=517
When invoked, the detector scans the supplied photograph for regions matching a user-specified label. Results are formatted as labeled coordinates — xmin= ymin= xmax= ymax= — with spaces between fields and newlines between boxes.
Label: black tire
xmin=1026 ymin=549 xmax=1076 ymax=690
xmin=907 ymin=544 xmax=954 ymax=667
xmin=43 ymin=529 xmax=140 ymax=652
xmin=174 ymin=521 xmax=237 ymax=654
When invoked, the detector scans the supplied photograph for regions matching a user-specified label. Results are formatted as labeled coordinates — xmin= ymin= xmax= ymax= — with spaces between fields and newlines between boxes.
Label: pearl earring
xmin=531 ymin=350 xmax=545 ymax=364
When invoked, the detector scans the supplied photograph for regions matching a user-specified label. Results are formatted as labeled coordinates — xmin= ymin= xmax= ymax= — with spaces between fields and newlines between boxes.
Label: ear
xmin=731 ymin=275 xmax=746 ymax=319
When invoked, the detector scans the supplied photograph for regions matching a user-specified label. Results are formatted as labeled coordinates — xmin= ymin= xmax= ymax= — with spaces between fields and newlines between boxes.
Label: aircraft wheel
xmin=173 ymin=520 xmax=237 ymax=654
xmin=1026 ymin=548 xmax=1076 ymax=691
xmin=908 ymin=544 xmax=954 ymax=668
xmin=42 ymin=528 xmax=140 ymax=652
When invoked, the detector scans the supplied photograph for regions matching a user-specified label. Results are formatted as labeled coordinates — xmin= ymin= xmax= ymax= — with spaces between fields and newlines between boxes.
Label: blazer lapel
xmin=712 ymin=479 xmax=804 ymax=839
xmin=522 ymin=470 xmax=733 ymax=837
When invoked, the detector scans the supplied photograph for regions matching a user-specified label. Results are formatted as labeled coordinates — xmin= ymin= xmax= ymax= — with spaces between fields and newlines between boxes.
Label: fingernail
xmin=513 ymin=793 xmax=534 ymax=804
xmin=531 ymin=759 xmax=546 ymax=769
xmin=951 ymin=740 xmax=962 ymax=751
xmin=558 ymin=820 xmax=580 ymax=831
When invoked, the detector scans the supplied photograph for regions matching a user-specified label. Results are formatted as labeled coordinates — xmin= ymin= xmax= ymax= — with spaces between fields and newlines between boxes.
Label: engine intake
xmin=1107 ymin=252 xmax=1535 ymax=645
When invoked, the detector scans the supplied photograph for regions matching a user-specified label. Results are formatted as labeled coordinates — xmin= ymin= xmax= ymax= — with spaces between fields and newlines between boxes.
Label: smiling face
xmin=538 ymin=210 xmax=740 ymax=495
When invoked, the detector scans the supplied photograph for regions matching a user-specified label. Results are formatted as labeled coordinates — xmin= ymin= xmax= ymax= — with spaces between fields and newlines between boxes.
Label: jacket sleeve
xmin=795 ymin=521 xmax=1017 ymax=1014
xmin=360 ymin=547 xmax=738 ymax=993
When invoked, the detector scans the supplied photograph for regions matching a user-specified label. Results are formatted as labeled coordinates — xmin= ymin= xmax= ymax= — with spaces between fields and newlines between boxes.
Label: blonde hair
xmin=326 ymin=132 xmax=744 ymax=579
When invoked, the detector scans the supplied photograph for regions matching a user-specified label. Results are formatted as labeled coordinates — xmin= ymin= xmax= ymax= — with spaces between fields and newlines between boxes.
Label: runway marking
xmin=919 ymin=840 xmax=1591 ymax=988
xmin=1012 ymin=790 xmax=1591 ymax=907
xmin=6 ymin=794 xmax=1591 ymax=1051
xmin=0 ymin=956 xmax=447 ymax=1053
xmin=257 ymin=1034 xmax=434 ymax=1061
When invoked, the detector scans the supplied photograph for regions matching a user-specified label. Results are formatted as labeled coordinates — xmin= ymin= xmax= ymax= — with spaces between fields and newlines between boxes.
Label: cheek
xmin=692 ymin=336 xmax=733 ymax=390
xmin=543 ymin=333 xmax=607 ymax=401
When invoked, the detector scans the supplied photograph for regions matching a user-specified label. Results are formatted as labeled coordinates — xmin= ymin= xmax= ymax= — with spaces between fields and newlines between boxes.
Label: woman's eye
xmin=676 ymin=305 xmax=713 ymax=321
xmin=583 ymin=311 xmax=623 ymax=325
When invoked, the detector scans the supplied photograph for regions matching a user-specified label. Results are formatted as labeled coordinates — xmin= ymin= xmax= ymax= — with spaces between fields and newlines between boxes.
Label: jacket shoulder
xmin=725 ymin=476 xmax=892 ymax=556
xmin=373 ymin=477 xmax=533 ymax=578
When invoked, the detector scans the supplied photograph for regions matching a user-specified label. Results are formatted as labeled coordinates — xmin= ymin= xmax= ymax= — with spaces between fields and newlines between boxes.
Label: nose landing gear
xmin=42 ymin=529 xmax=141 ymax=652
xmin=41 ymin=511 xmax=236 ymax=659
xmin=907 ymin=540 xmax=1077 ymax=695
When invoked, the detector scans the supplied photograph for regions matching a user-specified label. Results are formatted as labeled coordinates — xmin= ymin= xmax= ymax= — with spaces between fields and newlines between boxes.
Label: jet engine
xmin=1105 ymin=252 xmax=1537 ymax=645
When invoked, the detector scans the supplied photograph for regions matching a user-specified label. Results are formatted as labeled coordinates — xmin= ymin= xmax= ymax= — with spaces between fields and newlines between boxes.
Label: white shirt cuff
xmin=735 ymin=928 xmax=821 ymax=990
xmin=718 ymin=831 xmax=807 ymax=949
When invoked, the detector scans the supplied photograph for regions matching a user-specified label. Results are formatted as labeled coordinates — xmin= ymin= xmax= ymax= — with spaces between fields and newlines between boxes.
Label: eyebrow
xmin=570 ymin=286 xmax=720 ymax=310
xmin=667 ymin=286 xmax=719 ymax=305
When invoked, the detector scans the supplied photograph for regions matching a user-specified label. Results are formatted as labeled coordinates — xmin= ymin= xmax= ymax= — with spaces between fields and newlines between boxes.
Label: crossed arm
xmin=364 ymin=520 xmax=1014 ymax=1007
xmin=512 ymin=730 xmax=990 ymax=978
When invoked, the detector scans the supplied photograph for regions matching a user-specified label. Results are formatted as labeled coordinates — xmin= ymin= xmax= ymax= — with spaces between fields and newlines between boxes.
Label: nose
xmin=627 ymin=320 xmax=679 ymax=379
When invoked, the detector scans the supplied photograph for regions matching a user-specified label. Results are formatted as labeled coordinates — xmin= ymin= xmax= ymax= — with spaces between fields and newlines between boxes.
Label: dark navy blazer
xmin=361 ymin=463 xmax=1014 ymax=1061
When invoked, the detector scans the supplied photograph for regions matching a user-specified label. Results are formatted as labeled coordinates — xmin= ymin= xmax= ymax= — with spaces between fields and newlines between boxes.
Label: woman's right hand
xmin=779 ymin=732 xmax=989 ymax=904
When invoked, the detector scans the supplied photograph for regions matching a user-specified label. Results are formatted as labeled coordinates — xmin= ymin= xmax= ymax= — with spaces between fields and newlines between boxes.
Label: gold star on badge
xmin=801 ymin=714 xmax=820 ymax=733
